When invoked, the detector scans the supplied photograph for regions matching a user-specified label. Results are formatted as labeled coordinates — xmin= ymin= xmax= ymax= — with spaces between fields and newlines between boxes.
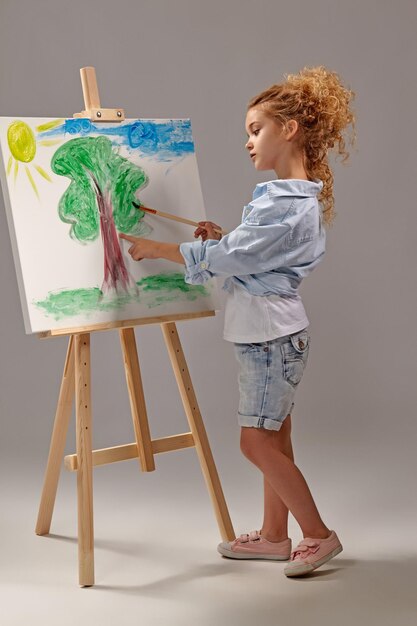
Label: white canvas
xmin=0 ymin=117 xmax=219 ymax=333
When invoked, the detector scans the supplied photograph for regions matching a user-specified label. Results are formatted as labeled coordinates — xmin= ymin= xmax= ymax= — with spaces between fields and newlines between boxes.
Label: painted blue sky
xmin=38 ymin=119 xmax=195 ymax=161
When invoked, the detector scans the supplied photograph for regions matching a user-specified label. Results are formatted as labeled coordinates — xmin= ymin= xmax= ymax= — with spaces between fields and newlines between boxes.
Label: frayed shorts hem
xmin=238 ymin=403 xmax=294 ymax=431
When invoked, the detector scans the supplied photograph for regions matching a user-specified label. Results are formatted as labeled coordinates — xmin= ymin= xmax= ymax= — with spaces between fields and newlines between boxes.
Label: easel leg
xmin=36 ymin=335 xmax=75 ymax=535
xmin=161 ymin=323 xmax=235 ymax=541
xmin=119 ymin=328 xmax=155 ymax=472
xmin=74 ymin=333 xmax=94 ymax=587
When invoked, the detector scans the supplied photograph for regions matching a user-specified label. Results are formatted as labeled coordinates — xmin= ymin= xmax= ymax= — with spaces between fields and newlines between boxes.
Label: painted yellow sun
xmin=7 ymin=119 xmax=63 ymax=199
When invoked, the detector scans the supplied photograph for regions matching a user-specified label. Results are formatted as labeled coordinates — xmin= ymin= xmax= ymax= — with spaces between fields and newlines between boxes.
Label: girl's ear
xmin=285 ymin=119 xmax=299 ymax=140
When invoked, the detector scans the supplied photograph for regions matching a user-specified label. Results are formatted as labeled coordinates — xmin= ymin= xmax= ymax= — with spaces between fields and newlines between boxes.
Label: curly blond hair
xmin=248 ymin=66 xmax=356 ymax=225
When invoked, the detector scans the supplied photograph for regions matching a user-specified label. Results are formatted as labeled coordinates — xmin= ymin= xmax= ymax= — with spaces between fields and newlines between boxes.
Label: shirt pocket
xmin=242 ymin=205 xmax=253 ymax=222
xmin=288 ymin=209 xmax=317 ymax=245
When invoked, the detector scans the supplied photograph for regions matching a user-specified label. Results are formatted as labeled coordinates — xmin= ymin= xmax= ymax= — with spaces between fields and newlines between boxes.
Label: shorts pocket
xmin=280 ymin=329 xmax=310 ymax=387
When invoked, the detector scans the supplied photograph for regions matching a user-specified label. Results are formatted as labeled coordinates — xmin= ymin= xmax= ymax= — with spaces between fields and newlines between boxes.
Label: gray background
xmin=0 ymin=1 xmax=416 ymax=624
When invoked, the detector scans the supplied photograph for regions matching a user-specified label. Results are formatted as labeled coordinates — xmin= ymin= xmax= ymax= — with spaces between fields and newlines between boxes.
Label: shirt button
xmin=263 ymin=347 xmax=269 ymax=352
xmin=200 ymin=262 xmax=207 ymax=269
xmin=298 ymin=340 xmax=305 ymax=349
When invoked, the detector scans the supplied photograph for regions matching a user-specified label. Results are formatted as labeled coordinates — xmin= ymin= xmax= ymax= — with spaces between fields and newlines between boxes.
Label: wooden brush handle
xmin=133 ymin=202 xmax=226 ymax=235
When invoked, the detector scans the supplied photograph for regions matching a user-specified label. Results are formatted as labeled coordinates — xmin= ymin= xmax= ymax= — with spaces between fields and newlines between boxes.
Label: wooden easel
xmin=35 ymin=67 xmax=235 ymax=587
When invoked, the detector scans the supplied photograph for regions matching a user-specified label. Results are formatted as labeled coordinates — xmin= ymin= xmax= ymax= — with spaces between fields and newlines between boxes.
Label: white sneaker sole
xmin=284 ymin=544 xmax=343 ymax=576
xmin=218 ymin=543 xmax=290 ymax=561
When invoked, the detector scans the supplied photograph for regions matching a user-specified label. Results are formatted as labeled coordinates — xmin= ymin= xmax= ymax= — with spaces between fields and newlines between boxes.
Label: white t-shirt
xmin=223 ymin=281 xmax=309 ymax=343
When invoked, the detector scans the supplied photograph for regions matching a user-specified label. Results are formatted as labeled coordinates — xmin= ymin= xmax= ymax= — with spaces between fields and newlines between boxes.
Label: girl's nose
xmin=245 ymin=139 xmax=252 ymax=150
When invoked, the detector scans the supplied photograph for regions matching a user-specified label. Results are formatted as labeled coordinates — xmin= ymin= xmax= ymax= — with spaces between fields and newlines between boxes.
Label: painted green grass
xmin=35 ymin=273 xmax=209 ymax=320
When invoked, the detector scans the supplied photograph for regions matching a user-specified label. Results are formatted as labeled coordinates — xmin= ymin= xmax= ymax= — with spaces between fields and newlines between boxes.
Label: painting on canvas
xmin=0 ymin=117 xmax=218 ymax=333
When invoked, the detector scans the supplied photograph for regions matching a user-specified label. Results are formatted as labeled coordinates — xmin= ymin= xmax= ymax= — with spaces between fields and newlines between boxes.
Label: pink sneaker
xmin=284 ymin=530 xmax=343 ymax=577
xmin=218 ymin=530 xmax=292 ymax=561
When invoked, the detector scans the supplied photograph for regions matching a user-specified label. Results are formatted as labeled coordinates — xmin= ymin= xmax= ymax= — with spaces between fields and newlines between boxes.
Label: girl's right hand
xmin=194 ymin=221 xmax=223 ymax=241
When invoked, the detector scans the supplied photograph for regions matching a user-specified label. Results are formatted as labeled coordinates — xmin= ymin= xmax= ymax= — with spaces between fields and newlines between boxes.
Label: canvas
xmin=0 ymin=117 xmax=219 ymax=333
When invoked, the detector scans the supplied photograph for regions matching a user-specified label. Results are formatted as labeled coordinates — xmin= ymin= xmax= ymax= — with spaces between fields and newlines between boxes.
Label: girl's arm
xmin=119 ymin=220 xmax=222 ymax=264
xmin=119 ymin=233 xmax=185 ymax=264
xmin=120 ymin=216 xmax=292 ymax=281
xmin=120 ymin=206 xmax=319 ymax=286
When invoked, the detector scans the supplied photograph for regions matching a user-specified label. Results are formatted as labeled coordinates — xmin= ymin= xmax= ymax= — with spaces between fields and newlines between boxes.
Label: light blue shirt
xmin=179 ymin=178 xmax=326 ymax=298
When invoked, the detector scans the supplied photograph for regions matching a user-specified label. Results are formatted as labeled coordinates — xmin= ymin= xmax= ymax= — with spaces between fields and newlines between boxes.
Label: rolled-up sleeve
xmin=179 ymin=218 xmax=292 ymax=285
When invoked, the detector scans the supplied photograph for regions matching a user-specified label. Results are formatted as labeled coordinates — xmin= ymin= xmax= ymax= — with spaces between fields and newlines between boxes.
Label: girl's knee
xmin=240 ymin=424 xmax=291 ymax=464
xmin=240 ymin=427 xmax=258 ymax=461
xmin=240 ymin=426 xmax=270 ymax=462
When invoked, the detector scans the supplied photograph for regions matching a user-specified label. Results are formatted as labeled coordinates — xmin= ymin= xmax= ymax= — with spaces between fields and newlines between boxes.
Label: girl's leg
xmin=261 ymin=413 xmax=295 ymax=542
xmin=262 ymin=479 xmax=290 ymax=542
xmin=240 ymin=421 xmax=331 ymax=539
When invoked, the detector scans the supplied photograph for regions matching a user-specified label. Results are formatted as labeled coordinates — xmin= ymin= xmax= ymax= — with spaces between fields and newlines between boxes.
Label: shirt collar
xmin=253 ymin=178 xmax=323 ymax=200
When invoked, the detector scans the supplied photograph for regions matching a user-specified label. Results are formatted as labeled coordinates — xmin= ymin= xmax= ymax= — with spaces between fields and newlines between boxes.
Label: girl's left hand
xmin=119 ymin=233 xmax=160 ymax=261
xmin=194 ymin=221 xmax=223 ymax=241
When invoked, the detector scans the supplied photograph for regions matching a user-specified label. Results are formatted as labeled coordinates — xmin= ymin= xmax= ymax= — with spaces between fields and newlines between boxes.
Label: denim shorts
xmin=233 ymin=328 xmax=310 ymax=431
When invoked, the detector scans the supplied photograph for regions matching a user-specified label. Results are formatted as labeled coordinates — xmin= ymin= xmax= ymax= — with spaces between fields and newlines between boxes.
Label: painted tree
xmin=51 ymin=136 xmax=148 ymax=296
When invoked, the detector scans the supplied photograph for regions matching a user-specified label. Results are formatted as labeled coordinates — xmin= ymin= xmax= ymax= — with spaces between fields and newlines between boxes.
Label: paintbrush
xmin=132 ymin=201 xmax=226 ymax=236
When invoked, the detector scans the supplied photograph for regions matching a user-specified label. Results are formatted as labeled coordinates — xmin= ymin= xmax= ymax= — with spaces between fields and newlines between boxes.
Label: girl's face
xmin=245 ymin=108 xmax=287 ymax=173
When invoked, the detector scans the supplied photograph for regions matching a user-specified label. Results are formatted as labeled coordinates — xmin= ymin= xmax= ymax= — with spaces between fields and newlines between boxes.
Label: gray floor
xmin=1 ymin=446 xmax=416 ymax=626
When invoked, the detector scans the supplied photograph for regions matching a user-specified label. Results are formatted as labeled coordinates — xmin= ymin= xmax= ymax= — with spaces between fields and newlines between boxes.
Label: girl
xmin=120 ymin=65 xmax=356 ymax=577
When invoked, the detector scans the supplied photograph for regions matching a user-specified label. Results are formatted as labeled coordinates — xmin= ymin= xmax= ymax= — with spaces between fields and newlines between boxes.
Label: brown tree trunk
xmin=95 ymin=184 xmax=138 ymax=296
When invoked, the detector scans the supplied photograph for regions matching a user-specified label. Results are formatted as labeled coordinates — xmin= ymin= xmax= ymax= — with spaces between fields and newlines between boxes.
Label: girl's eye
xmin=253 ymin=129 xmax=260 ymax=136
